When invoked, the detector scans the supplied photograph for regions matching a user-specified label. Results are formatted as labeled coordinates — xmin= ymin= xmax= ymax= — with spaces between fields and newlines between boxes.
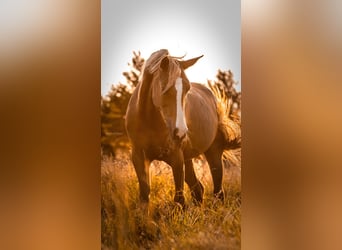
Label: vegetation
xmin=101 ymin=155 xmax=241 ymax=250
xmin=208 ymin=69 xmax=241 ymax=121
xmin=101 ymin=51 xmax=144 ymax=156
xmin=101 ymin=51 xmax=241 ymax=249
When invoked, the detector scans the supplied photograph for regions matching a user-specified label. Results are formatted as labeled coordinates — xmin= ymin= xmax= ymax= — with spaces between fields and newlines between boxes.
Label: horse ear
xmin=159 ymin=56 xmax=173 ymax=93
xmin=179 ymin=55 xmax=203 ymax=69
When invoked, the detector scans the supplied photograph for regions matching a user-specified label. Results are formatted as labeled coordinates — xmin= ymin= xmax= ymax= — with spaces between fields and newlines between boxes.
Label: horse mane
xmin=140 ymin=49 xmax=183 ymax=107
xmin=144 ymin=49 xmax=169 ymax=74
xmin=143 ymin=49 xmax=187 ymax=74
xmin=143 ymin=49 xmax=182 ymax=79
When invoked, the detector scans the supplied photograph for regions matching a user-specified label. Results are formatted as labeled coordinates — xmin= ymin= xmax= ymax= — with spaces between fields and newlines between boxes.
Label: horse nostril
xmin=173 ymin=128 xmax=186 ymax=141
xmin=173 ymin=128 xmax=179 ymax=138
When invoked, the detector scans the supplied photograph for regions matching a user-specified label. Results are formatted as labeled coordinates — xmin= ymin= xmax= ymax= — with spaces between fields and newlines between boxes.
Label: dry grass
xmin=101 ymin=152 xmax=241 ymax=250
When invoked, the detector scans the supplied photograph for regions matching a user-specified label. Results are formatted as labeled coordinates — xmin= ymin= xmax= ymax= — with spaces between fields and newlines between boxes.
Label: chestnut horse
xmin=125 ymin=49 xmax=240 ymax=207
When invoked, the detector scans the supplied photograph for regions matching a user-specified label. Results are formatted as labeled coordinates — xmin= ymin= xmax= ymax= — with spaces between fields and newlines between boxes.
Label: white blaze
xmin=175 ymin=77 xmax=188 ymax=138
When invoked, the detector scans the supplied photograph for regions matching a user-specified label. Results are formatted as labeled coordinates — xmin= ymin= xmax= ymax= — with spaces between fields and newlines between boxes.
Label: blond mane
xmin=142 ymin=49 xmax=182 ymax=99
xmin=144 ymin=49 xmax=169 ymax=74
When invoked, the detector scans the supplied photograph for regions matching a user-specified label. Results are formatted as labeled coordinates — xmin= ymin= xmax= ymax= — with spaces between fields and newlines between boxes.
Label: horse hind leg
xmin=185 ymin=159 xmax=204 ymax=205
xmin=204 ymin=141 xmax=225 ymax=201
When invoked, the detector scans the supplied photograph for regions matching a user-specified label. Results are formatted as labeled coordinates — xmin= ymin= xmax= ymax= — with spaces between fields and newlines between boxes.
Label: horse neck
xmin=137 ymin=74 xmax=162 ymax=122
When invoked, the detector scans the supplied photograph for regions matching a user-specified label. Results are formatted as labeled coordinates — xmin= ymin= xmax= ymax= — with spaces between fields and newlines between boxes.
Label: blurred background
xmin=101 ymin=0 xmax=241 ymax=96
xmin=1 ymin=0 xmax=342 ymax=249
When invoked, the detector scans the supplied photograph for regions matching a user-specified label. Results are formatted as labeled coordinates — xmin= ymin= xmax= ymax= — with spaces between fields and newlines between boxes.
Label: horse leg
xmin=165 ymin=151 xmax=185 ymax=206
xmin=204 ymin=143 xmax=225 ymax=201
xmin=132 ymin=147 xmax=151 ymax=205
xmin=185 ymin=159 xmax=204 ymax=204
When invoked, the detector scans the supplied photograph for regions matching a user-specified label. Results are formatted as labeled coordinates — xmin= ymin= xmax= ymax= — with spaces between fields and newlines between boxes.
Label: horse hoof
xmin=139 ymin=201 xmax=150 ymax=216
xmin=191 ymin=197 xmax=203 ymax=206
xmin=174 ymin=195 xmax=185 ymax=208
xmin=191 ymin=190 xmax=203 ymax=205
xmin=191 ymin=181 xmax=204 ymax=205
xmin=214 ymin=190 xmax=225 ymax=202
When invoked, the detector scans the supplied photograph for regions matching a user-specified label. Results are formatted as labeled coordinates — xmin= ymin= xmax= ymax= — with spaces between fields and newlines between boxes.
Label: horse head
xmin=150 ymin=52 xmax=203 ymax=142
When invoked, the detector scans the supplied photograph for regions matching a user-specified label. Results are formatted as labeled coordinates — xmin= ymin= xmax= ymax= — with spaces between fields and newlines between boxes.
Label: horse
xmin=125 ymin=49 xmax=241 ymax=208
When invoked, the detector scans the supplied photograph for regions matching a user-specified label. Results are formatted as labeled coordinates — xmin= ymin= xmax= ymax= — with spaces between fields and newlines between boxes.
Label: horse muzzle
xmin=173 ymin=127 xmax=187 ymax=142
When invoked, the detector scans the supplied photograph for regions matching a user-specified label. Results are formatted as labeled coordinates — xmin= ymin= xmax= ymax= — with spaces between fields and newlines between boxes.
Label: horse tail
xmin=211 ymin=85 xmax=241 ymax=150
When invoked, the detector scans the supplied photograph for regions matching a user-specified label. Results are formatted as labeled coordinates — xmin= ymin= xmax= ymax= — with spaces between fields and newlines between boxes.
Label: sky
xmin=101 ymin=0 xmax=240 ymax=96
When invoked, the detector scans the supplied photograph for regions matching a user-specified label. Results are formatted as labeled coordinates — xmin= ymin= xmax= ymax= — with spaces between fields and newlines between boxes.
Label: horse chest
xmin=142 ymin=134 xmax=176 ymax=160
xmin=144 ymin=145 xmax=173 ymax=160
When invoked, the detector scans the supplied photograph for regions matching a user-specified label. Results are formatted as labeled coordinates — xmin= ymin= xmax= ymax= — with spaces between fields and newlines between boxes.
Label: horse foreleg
xmin=132 ymin=147 xmax=151 ymax=205
xmin=166 ymin=151 xmax=185 ymax=206
xmin=185 ymin=159 xmax=204 ymax=204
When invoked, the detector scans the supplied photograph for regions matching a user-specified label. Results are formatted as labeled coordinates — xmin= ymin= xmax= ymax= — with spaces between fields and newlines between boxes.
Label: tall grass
xmin=101 ymin=152 xmax=241 ymax=250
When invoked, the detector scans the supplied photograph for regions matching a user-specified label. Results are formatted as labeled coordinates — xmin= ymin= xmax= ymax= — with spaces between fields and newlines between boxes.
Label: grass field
xmin=101 ymin=151 xmax=241 ymax=250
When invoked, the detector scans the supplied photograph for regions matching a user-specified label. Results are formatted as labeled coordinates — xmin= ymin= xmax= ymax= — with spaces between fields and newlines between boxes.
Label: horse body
xmin=125 ymin=49 xmax=240 ymax=207
xmin=183 ymin=83 xmax=219 ymax=157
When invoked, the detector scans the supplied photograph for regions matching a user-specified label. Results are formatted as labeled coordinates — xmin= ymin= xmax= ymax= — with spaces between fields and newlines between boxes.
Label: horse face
xmin=159 ymin=73 xmax=190 ymax=142
xmin=161 ymin=77 xmax=188 ymax=140
xmin=156 ymin=55 xmax=199 ymax=142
